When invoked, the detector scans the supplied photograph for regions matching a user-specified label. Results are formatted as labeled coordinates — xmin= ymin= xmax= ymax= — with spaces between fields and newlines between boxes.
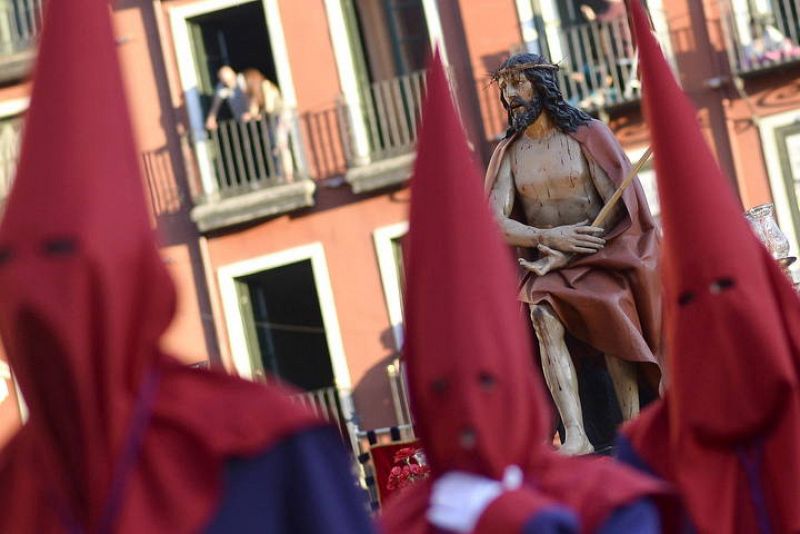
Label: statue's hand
xmin=519 ymin=245 xmax=571 ymax=276
xmin=542 ymin=220 xmax=605 ymax=254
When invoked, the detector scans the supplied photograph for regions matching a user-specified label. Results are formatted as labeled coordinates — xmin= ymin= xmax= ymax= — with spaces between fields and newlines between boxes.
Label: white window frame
xmin=373 ymin=221 xmax=408 ymax=350
xmin=216 ymin=243 xmax=358 ymax=448
xmin=759 ymin=109 xmax=800 ymax=259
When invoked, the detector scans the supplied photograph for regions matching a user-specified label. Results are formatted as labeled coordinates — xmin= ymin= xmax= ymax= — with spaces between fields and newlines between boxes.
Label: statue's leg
xmin=529 ymin=303 xmax=593 ymax=455
xmin=604 ymin=355 xmax=640 ymax=420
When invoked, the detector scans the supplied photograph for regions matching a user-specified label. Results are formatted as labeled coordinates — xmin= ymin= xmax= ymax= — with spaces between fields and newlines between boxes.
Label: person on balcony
xmin=742 ymin=16 xmax=800 ymax=68
xmin=578 ymin=0 xmax=626 ymax=23
xmin=204 ymin=65 xmax=251 ymax=130
xmin=572 ymin=0 xmax=637 ymax=108
xmin=243 ymin=68 xmax=295 ymax=183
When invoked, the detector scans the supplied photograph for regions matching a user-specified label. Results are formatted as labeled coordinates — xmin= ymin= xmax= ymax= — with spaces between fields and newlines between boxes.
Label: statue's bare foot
xmin=558 ymin=429 xmax=594 ymax=456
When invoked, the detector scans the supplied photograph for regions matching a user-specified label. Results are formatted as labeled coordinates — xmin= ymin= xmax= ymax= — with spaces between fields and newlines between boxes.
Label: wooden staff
xmin=592 ymin=146 xmax=652 ymax=228
xmin=519 ymin=147 xmax=652 ymax=274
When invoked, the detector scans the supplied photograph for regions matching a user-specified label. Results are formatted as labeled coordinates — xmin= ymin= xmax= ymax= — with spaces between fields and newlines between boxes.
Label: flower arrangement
xmin=386 ymin=446 xmax=431 ymax=492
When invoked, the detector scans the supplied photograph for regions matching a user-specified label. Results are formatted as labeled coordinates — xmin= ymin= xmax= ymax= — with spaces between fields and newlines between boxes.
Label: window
xmin=384 ymin=0 xmax=430 ymax=75
xmin=236 ymin=260 xmax=335 ymax=391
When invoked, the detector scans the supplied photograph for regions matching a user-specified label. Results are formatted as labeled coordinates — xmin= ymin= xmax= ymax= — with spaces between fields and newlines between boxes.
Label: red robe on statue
xmin=484 ymin=120 xmax=662 ymax=381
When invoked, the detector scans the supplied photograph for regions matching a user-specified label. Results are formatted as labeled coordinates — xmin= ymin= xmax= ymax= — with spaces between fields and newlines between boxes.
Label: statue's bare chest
xmin=510 ymin=131 xmax=602 ymax=227
xmin=510 ymin=133 xmax=590 ymax=197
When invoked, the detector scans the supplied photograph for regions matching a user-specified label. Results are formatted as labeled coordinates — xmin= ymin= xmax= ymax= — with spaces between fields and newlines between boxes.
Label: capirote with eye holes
xmin=678 ymin=277 xmax=737 ymax=306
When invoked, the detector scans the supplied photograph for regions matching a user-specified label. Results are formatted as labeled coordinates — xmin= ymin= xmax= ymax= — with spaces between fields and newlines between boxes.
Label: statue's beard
xmin=508 ymin=96 xmax=544 ymax=133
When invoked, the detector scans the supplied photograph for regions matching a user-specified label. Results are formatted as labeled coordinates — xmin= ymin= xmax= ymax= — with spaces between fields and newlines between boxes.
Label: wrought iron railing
xmin=338 ymin=70 xmax=427 ymax=165
xmin=0 ymin=0 xmax=43 ymax=57
xmin=552 ymin=17 xmax=641 ymax=111
xmin=721 ymin=0 xmax=800 ymax=74
xmin=290 ymin=385 xmax=350 ymax=442
xmin=202 ymin=112 xmax=304 ymax=199
xmin=298 ymin=106 xmax=348 ymax=181
xmin=141 ymin=147 xmax=184 ymax=217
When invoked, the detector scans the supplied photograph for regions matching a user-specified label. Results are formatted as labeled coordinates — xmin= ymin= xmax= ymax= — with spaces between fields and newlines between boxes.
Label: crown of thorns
xmin=491 ymin=61 xmax=559 ymax=82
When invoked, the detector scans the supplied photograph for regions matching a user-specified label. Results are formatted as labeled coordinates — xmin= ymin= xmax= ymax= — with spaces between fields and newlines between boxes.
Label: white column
xmin=323 ymin=0 xmax=372 ymax=166
xmin=263 ymin=0 xmax=298 ymax=109
xmin=262 ymin=0 xmax=309 ymax=175
xmin=421 ymin=0 xmax=449 ymax=63
xmin=730 ymin=0 xmax=754 ymax=45
xmin=538 ymin=0 xmax=564 ymax=62
xmin=514 ymin=0 xmax=542 ymax=54
xmin=645 ymin=0 xmax=677 ymax=71
xmin=168 ymin=6 xmax=218 ymax=196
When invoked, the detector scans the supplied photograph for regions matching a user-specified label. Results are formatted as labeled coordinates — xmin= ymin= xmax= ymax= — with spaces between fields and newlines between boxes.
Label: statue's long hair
xmin=495 ymin=54 xmax=592 ymax=137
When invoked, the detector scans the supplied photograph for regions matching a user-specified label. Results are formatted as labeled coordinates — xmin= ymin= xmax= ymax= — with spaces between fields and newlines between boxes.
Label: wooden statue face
xmin=499 ymin=72 xmax=536 ymax=114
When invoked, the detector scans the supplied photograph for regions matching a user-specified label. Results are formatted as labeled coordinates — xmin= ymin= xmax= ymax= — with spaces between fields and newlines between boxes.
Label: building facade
xmin=0 ymin=0 xmax=798 ymax=449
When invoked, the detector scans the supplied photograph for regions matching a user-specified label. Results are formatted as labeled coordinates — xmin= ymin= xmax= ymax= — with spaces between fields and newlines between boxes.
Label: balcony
xmin=722 ymin=0 xmax=800 ymax=75
xmin=290 ymin=386 xmax=350 ymax=441
xmin=0 ymin=0 xmax=43 ymax=84
xmin=190 ymin=111 xmax=318 ymax=232
xmin=189 ymin=72 xmax=429 ymax=230
xmin=551 ymin=17 xmax=643 ymax=112
xmin=337 ymin=70 xmax=427 ymax=194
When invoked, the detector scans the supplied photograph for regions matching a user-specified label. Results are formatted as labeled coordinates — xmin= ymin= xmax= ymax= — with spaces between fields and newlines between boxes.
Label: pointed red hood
xmin=402 ymin=53 xmax=551 ymax=479
xmin=0 ymin=1 xmax=319 ymax=531
xmin=624 ymin=1 xmax=800 ymax=531
xmin=629 ymin=0 xmax=796 ymax=444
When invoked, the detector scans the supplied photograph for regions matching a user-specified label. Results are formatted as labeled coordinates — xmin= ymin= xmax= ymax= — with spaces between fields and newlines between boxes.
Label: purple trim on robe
xmin=615 ymin=434 xmax=697 ymax=534
xmin=206 ymin=426 xmax=375 ymax=533
xmin=598 ymin=499 xmax=660 ymax=534
xmin=522 ymin=505 xmax=579 ymax=533
xmin=736 ymin=441 xmax=772 ymax=534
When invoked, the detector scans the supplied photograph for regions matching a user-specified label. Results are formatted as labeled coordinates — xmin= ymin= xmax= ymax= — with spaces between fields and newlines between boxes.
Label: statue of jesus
xmin=486 ymin=53 xmax=662 ymax=454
